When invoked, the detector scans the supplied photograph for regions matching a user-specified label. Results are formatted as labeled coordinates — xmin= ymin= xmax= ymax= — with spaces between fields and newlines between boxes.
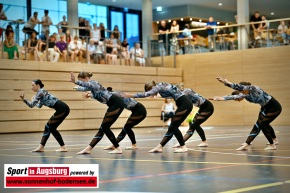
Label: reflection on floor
xmin=1 ymin=126 xmax=290 ymax=193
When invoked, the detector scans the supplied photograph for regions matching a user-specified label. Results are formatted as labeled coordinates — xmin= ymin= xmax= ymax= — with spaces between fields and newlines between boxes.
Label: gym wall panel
xmin=176 ymin=46 xmax=290 ymax=126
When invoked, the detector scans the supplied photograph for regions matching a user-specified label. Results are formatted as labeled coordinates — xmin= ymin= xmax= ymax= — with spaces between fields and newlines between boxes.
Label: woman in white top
xmin=68 ymin=36 xmax=81 ymax=63
xmin=106 ymin=34 xmax=119 ymax=65
xmin=90 ymin=23 xmax=100 ymax=43
xmin=170 ymin=20 xmax=179 ymax=33
xmin=87 ymin=39 xmax=96 ymax=64
xmin=161 ymin=98 xmax=177 ymax=126
xmin=79 ymin=37 xmax=87 ymax=62
xmin=121 ymin=38 xmax=130 ymax=65
xmin=130 ymin=43 xmax=145 ymax=67
xmin=95 ymin=41 xmax=104 ymax=64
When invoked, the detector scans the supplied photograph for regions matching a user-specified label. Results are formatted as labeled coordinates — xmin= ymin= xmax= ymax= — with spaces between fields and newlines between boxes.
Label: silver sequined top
xmin=75 ymin=80 xmax=112 ymax=104
xmin=133 ymin=82 xmax=184 ymax=101
xmin=223 ymin=83 xmax=272 ymax=106
xmin=23 ymin=89 xmax=58 ymax=108
xmin=182 ymin=88 xmax=206 ymax=107
xmin=112 ymin=91 xmax=138 ymax=110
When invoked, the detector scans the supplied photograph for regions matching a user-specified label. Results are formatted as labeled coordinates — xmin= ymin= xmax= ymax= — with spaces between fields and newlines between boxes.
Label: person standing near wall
xmin=158 ymin=20 xmax=170 ymax=56
xmin=40 ymin=10 xmax=52 ymax=40
xmin=206 ymin=16 xmax=217 ymax=52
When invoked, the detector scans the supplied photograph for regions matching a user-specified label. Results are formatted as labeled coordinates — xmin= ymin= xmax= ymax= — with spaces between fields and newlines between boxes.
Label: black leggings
xmin=160 ymin=95 xmax=193 ymax=146
xmin=161 ymin=112 xmax=174 ymax=122
xmin=41 ymin=100 xmax=70 ymax=146
xmin=184 ymin=100 xmax=214 ymax=142
xmin=89 ymin=95 xmax=124 ymax=148
xmin=246 ymin=97 xmax=282 ymax=145
xmin=116 ymin=103 xmax=147 ymax=144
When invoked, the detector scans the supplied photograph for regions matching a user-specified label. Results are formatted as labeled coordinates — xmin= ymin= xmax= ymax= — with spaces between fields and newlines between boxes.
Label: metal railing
xmin=1 ymin=18 xmax=290 ymax=68
xmin=148 ymin=17 xmax=290 ymax=68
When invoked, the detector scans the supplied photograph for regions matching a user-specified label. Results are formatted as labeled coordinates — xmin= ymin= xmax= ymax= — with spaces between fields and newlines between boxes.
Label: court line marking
xmin=1 ymin=147 xmax=290 ymax=160
xmin=218 ymin=181 xmax=286 ymax=193
xmin=98 ymin=158 xmax=286 ymax=184
xmin=99 ymin=164 xmax=240 ymax=184
xmin=77 ymin=157 xmax=290 ymax=167
xmin=194 ymin=149 xmax=290 ymax=159
xmin=1 ymin=153 xmax=290 ymax=167
xmin=0 ymin=135 xmax=242 ymax=151
xmin=0 ymin=154 xmax=73 ymax=159
xmin=0 ymin=144 xmax=91 ymax=151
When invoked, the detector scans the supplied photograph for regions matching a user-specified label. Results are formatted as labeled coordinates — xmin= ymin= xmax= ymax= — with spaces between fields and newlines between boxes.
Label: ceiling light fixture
xmin=219 ymin=3 xmax=222 ymax=6
xmin=156 ymin=6 xmax=162 ymax=12
xmin=271 ymin=12 xmax=274 ymax=15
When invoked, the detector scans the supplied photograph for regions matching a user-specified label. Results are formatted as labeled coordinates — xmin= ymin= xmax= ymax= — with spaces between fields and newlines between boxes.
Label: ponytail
xmin=33 ymin=79 xmax=44 ymax=88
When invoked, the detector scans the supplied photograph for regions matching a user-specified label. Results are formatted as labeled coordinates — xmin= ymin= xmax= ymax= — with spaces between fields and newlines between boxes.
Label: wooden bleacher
xmin=0 ymin=60 xmax=182 ymax=133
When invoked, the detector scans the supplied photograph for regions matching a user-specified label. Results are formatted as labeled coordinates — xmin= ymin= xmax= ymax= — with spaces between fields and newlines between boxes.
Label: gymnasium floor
xmin=1 ymin=126 xmax=290 ymax=193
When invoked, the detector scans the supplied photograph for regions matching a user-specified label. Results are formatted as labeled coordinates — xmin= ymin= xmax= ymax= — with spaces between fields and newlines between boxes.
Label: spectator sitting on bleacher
xmin=4 ymin=31 xmax=19 ymax=59
xmin=23 ymin=12 xmax=41 ymax=36
xmin=55 ymin=34 xmax=67 ymax=62
xmin=47 ymin=35 xmax=59 ymax=62
xmin=95 ymin=41 xmax=104 ymax=64
xmin=121 ymin=38 xmax=130 ymax=66
xmin=52 ymin=31 xmax=61 ymax=42
xmin=5 ymin=25 xmax=14 ymax=38
xmin=27 ymin=31 xmax=42 ymax=61
xmin=106 ymin=34 xmax=118 ymax=65
xmin=68 ymin=36 xmax=81 ymax=63
xmin=130 ymin=43 xmax=145 ymax=67
xmin=87 ymin=39 xmax=96 ymax=64
xmin=79 ymin=37 xmax=87 ymax=62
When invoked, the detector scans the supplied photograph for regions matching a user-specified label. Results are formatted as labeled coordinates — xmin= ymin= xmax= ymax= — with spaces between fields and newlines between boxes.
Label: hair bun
xmin=33 ymin=79 xmax=44 ymax=88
